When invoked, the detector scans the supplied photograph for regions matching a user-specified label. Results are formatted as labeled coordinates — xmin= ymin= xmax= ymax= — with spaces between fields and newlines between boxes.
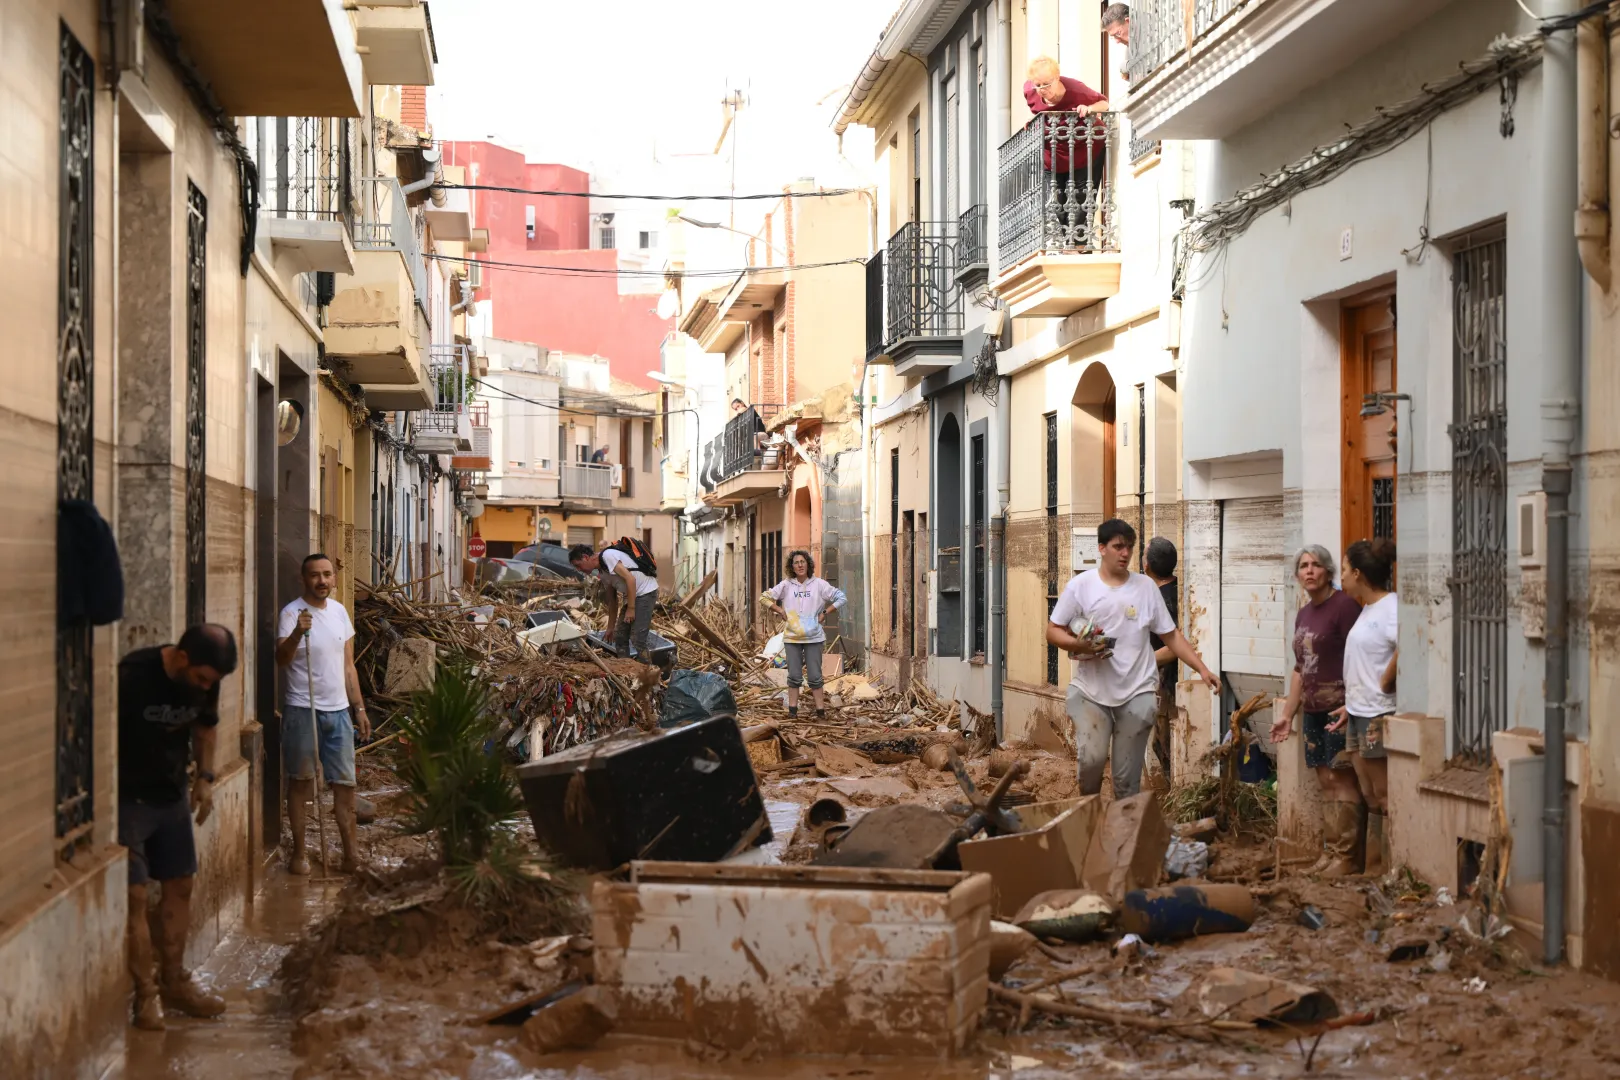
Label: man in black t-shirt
xmin=117 ymin=623 xmax=238 ymax=1031
xmin=1145 ymin=538 xmax=1181 ymax=778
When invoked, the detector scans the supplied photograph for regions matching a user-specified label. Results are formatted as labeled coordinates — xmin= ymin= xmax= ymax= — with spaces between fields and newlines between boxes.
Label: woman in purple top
xmin=1270 ymin=545 xmax=1365 ymax=875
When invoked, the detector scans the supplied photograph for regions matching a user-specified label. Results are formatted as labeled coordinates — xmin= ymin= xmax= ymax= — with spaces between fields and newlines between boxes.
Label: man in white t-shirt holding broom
xmin=1047 ymin=518 xmax=1220 ymax=798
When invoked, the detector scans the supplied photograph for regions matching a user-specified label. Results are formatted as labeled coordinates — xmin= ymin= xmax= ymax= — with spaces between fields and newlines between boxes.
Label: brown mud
xmin=119 ymin=745 xmax=1620 ymax=1079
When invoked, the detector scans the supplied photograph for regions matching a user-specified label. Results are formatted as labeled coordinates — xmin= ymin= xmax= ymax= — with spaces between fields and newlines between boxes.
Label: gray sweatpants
xmin=614 ymin=591 xmax=657 ymax=657
xmin=1066 ymin=687 xmax=1158 ymax=798
xmin=785 ymin=642 xmax=824 ymax=689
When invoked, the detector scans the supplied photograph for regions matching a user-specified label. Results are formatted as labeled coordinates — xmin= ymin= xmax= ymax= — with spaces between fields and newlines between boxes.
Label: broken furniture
xmin=958 ymin=796 xmax=1102 ymax=920
xmin=592 ymin=861 xmax=992 ymax=1057
xmin=516 ymin=716 xmax=770 ymax=870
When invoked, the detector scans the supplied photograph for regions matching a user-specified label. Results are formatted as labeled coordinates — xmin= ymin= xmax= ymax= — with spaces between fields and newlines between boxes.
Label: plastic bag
xmin=659 ymin=670 xmax=739 ymax=728
xmin=1164 ymin=838 xmax=1210 ymax=880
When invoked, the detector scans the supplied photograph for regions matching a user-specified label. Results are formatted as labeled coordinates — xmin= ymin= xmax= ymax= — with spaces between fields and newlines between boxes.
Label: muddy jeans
xmin=1067 ymin=687 xmax=1158 ymax=798
xmin=613 ymin=591 xmax=657 ymax=657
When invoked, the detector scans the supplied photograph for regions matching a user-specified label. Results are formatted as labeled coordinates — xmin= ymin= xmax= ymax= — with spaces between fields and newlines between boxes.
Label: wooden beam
xmin=678 ymin=569 xmax=718 ymax=608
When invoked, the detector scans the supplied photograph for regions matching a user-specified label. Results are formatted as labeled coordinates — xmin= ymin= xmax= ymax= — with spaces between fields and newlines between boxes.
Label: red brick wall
xmin=401 ymin=86 xmax=427 ymax=131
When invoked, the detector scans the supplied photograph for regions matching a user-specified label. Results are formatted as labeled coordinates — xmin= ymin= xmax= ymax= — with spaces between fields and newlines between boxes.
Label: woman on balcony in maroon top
xmin=1023 ymin=56 xmax=1112 ymax=246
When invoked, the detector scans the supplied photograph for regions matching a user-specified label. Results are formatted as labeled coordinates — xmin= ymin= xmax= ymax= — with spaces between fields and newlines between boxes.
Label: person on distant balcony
xmin=1024 ymin=56 xmax=1111 ymax=241
xmin=591 ymin=445 xmax=609 ymax=463
xmin=1102 ymin=3 xmax=1131 ymax=47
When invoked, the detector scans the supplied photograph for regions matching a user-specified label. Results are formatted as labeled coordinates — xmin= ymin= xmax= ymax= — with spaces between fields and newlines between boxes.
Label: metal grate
xmin=890 ymin=449 xmax=900 ymax=639
xmin=1045 ymin=412 xmax=1060 ymax=685
xmin=958 ymin=203 xmax=988 ymax=273
xmin=971 ymin=434 xmax=987 ymax=656
xmin=1448 ymin=234 xmax=1508 ymax=763
xmin=1372 ymin=476 xmax=1395 ymax=541
xmin=998 ymin=112 xmax=1118 ymax=271
xmin=56 ymin=22 xmax=95 ymax=845
xmin=185 ymin=183 xmax=208 ymax=627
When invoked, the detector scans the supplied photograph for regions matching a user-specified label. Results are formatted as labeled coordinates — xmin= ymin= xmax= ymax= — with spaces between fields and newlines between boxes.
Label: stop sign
xmin=467 ymin=535 xmax=487 ymax=558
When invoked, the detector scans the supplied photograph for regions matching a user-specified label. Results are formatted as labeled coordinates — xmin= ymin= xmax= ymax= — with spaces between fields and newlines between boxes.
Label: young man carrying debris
xmin=1047 ymin=520 xmax=1219 ymax=798
xmin=276 ymin=553 xmax=370 ymax=874
xmin=118 ymin=623 xmax=239 ymax=1029
xmin=570 ymin=541 xmax=659 ymax=658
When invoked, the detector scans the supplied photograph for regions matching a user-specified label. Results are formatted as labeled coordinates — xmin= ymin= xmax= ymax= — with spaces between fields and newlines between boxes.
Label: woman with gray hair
xmin=1270 ymin=544 xmax=1365 ymax=875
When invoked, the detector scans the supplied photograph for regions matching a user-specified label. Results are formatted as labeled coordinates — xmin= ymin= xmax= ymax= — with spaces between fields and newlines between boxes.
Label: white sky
xmin=426 ymin=0 xmax=891 ymax=194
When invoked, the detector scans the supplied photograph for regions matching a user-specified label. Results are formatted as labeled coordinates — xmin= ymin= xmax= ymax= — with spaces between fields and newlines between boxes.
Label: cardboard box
xmin=1081 ymin=791 xmax=1172 ymax=902
xmin=957 ymin=797 xmax=1102 ymax=920
xmin=594 ymin=862 xmax=992 ymax=1057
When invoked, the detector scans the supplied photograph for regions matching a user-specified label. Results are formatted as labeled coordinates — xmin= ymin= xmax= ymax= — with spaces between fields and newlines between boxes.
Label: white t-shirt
xmin=599 ymin=548 xmax=659 ymax=597
xmin=278 ymin=598 xmax=355 ymax=711
xmin=1343 ymin=592 xmax=1398 ymax=717
xmin=1049 ymin=570 xmax=1175 ymax=707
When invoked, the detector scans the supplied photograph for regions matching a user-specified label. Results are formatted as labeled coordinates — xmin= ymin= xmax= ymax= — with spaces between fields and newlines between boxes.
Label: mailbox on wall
xmin=1072 ymin=528 xmax=1099 ymax=573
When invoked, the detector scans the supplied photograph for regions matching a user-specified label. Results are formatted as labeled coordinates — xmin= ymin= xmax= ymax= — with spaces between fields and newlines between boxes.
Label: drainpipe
xmin=989 ymin=0 xmax=1013 ymax=741
xmin=1541 ymin=0 xmax=1583 ymax=967
xmin=401 ymin=147 xmax=447 ymax=206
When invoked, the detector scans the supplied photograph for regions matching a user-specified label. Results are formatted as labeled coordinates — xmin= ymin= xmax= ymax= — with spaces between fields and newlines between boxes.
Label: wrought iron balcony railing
xmin=1125 ymin=0 xmax=1244 ymax=84
xmin=428 ymin=343 xmax=470 ymax=412
xmin=719 ymin=405 xmax=770 ymax=482
xmin=561 ymin=462 xmax=614 ymax=501
xmin=997 ymin=111 xmax=1119 ymax=271
xmin=957 ymin=204 xmax=988 ymax=276
xmin=262 ymin=116 xmax=345 ymax=221
xmin=886 ymin=220 xmax=963 ymax=342
xmin=865 ymin=250 xmax=885 ymax=362
xmin=353 ymin=176 xmax=429 ymax=323
xmin=1129 ymin=130 xmax=1162 ymax=164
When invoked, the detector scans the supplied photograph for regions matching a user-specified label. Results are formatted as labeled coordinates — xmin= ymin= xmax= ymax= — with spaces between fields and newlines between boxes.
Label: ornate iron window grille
xmin=1045 ymin=412 xmax=1060 ymax=685
xmin=1372 ymin=476 xmax=1395 ymax=541
xmin=186 ymin=183 xmax=208 ymax=626
xmin=971 ymin=434 xmax=987 ymax=657
xmin=998 ymin=112 xmax=1118 ymax=272
xmin=885 ymin=220 xmax=963 ymax=342
xmin=56 ymin=22 xmax=95 ymax=844
xmin=957 ymin=203 xmax=988 ymax=274
xmin=1448 ymin=234 xmax=1508 ymax=764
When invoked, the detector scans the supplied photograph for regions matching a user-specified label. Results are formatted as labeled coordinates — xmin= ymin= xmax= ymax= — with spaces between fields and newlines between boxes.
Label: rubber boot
xmin=1364 ymin=811 xmax=1388 ymax=878
xmin=1318 ymin=802 xmax=1361 ymax=877
xmin=159 ymin=932 xmax=225 ymax=1018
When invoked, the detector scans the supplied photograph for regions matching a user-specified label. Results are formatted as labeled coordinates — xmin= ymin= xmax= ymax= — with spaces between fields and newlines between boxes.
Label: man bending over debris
xmin=276 ymin=553 xmax=370 ymax=874
xmin=571 ymin=541 xmax=659 ymax=658
xmin=1046 ymin=519 xmax=1219 ymax=797
xmin=118 ymin=623 xmax=238 ymax=1029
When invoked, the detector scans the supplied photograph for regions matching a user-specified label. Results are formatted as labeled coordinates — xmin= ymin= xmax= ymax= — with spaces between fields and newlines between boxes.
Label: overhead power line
xmin=427 ymin=252 xmax=866 ymax=279
xmin=437 ymin=183 xmax=864 ymax=202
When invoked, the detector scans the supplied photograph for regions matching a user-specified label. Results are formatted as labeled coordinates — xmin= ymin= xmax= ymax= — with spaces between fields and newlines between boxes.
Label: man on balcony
xmin=1025 ymin=56 xmax=1111 ymax=239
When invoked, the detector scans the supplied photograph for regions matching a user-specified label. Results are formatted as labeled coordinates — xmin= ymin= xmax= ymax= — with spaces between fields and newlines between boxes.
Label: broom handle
xmin=305 ymin=626 xmax=330 ymax=877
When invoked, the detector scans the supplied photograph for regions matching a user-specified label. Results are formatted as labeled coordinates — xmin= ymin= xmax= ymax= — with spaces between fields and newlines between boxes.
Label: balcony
xmin=1123 ymin=0 xmax=1451 ymax=140
xmin=163 ymin=0 xmax=363 ymax=117
xmin=993 ymin=112 xmax=1122 ymax=319
xmin=409 ymin=345 xmax=474 ymax=453
xmin=561 ymin=462 xmax=616 ymax=503
xmin=262 ymin=117 xmax=354 ymax=275
xmin=865 ymin=222 xmax=964 ymax=377
xmin=708 ymin=406 xmax=787 ymax=504
xmin=330 ymin=177 xmax=429 ymax=389
xmin=956 ymin=204 xmax=989 ymax=284
xmin=354 ymin=0 xmax=436 ymax=87
xmin=424 ymin=184 xmax=473 ymax=242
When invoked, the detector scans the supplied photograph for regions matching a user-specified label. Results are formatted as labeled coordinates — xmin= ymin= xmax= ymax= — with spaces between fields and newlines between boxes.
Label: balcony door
xmin=1340 ymin=290 xmax=1397 ymax=556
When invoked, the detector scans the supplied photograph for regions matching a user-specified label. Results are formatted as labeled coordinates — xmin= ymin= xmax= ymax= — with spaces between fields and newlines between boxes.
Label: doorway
xmin=1340 ymin=290 xmax=1397 ymax=556
xmin=1073 ymin=361 xmax=1118 ymax=519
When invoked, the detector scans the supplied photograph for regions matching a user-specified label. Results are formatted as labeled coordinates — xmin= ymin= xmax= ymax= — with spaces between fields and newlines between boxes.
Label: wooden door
xmin=1101 ymin=386 xmax=1117 ymax=520
xmin=1341 ymin=294 xmax=1398 ymax=557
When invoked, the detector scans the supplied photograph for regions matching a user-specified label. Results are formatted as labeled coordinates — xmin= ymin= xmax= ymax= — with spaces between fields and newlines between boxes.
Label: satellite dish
xmin=463 ymin=498 xmax=485 ymax=517
xmin=275 ymin=399 xmax=304 ymax=447
xmin=656 ymin=289 xmax=679 ymax=320
xmin=537 ymin=516 xmax=554 ymax=535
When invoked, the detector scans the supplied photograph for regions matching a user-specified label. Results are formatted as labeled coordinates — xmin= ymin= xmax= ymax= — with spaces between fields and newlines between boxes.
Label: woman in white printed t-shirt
xmin=1328 ymin=537 xmax=1399 ymax=877
xmin=1047 ymin=519 xmax=1221 ymax=799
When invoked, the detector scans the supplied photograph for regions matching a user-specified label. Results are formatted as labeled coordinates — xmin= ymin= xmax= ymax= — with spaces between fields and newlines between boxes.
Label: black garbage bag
xmin=660 ymin=670 xmax=737 ymax=728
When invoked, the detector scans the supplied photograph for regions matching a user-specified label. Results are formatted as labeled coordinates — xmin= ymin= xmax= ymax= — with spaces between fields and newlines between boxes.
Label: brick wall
xmin=401 ymin=85 xmax=427 ymax=131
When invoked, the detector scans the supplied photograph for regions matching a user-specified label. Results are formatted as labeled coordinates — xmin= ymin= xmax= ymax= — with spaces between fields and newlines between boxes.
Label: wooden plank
xmin=678 ymin=569 xmax=718 ymax=608
xmin=678 ymin=602 xmax=746 ymax=666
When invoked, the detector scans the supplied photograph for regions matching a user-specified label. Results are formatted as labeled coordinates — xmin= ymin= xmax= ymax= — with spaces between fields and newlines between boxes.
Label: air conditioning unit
xmin=610 ymin=463 xmax=624 ymax=487
xmin=466 ymin=261 xmax=483 ymax=290
xmin=525 ymin=204 xmax=536 ymax=240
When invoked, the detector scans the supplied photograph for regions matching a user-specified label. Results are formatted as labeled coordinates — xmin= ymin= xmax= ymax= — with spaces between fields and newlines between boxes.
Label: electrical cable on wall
xmin=437 ymin=183 xmax=864 ymax=202
xmin=427 ymin=252 xmax=867 ymax=279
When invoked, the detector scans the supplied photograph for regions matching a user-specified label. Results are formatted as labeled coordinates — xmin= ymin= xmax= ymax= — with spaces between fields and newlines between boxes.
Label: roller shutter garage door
xmin=566 ymin=526 xmax=598 ymax=548
xmin=1220 ymin=496 xmax=1287 ymax=678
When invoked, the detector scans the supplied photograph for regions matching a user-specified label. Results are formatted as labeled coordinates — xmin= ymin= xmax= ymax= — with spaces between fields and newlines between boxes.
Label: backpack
xmin=605 ymin=536 xmax=658 ymax=577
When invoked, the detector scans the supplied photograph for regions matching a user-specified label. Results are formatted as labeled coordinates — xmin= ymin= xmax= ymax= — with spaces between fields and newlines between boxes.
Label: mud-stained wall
xmin=866 ymin=408 xmax=930 ymax=680
xmin=820 ymin=444 xmax=865 ymax=670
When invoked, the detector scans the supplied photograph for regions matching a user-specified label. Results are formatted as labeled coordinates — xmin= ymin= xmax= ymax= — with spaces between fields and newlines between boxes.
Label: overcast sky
xmin=427 ymin=0 xmax=891 ymax=191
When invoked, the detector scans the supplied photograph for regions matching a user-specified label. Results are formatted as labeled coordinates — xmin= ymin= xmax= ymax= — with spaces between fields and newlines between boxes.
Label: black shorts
xmin=118 ymin=798 xmax=197 ymax=885
xmin=1302 ymin=711 xmax=1349 ymax=770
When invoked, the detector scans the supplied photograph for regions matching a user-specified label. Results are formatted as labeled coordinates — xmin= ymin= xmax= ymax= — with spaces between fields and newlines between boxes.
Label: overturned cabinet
xmin=592 ymin=862 xmax=992 ymax=1057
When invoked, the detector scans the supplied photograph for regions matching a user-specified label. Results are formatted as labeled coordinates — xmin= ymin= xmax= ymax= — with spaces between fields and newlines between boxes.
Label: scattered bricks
xmin=519 ymin=985 xmax=616 ymax=1053
xmin=383 ymin=637 xmax=437 ymax=696
xmin=1082 ymin=792 xmax=1172 ymax=903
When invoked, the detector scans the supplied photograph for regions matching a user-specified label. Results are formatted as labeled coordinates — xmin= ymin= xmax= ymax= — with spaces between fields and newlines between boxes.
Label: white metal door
xmin=1219 ymin=496 xmax=1287 ymax=678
